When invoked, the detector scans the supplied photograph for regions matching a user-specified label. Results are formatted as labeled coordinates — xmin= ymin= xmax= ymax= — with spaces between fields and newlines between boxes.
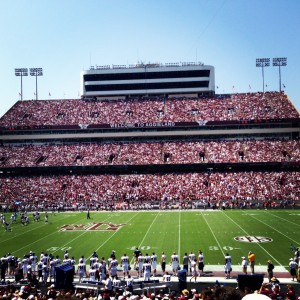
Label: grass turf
xmin=1 ymin=209 xmax=299 ymax=271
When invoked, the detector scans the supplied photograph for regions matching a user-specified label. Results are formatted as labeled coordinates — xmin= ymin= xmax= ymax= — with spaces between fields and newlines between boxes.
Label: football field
xmin=1 ymin=209 xmax=299 ymax=273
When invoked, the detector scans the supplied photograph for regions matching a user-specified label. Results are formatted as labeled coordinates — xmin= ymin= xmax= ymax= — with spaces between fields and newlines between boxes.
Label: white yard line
xmin=201 ymin=211 xmax=226 ymax=257
xmin=250 ymin=215 xmax=300 ymax=246
xmin=93 ymin=212 xmax=140 ymax=258
xmin=130 ymin=211 xmax=160 ymax=264
xmin=221 ymin=211 xmax=282 ymax=266
xmin=265 ymin=210 xmax=300 ymax=228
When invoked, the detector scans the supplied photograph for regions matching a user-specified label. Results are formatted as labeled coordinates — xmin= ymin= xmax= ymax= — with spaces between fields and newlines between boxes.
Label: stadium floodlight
xmin=256 ymin=58 xmax=270 ymax=93
xmin=30 ymin=68 xmax=43 ymax=100
xmin=273 ymin=57 xmax=287 ymax=92
xmin=15 ymin=68 xmax=28 ymax=101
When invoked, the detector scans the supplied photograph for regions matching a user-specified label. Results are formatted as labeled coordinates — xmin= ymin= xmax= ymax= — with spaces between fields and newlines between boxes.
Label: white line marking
xmin=201 ymin=212 xmax=225 ymax=257
xmin=221 ymin=211 xmax=282 ymax=266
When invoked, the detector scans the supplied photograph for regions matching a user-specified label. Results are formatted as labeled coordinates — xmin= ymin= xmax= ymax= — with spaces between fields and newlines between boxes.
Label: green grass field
xmin=1 ymin=209 xmax=299 ymax=272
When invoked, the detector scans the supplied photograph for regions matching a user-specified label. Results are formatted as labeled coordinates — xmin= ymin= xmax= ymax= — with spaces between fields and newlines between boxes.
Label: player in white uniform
xmin=241 ymin=256 xmax=248 ymax=274
xmin=151 ymin=252 xmax=157 ymax=277
xmin=224 ymin=253 xmax=232 ymax=279
xmin=197 ymin=250 xmax=204 ymax=275
xmin=42 ymin=262 xmax=49 ymax=284
xmin=49 ymin=259 xmax=56 ymax=282
xmin=171 ymin=252 xmax=179 ymax=275
xmin=22 ymin=256 xmax=29 ymax=278
xmin=190 ymin=259 xmax=197 ymax=282
xmin=109 ymin=257 xmax=118 ymax=279
xmin=29 ymin=252 xmax=38 ymax=274
xmin=188 ymin=251 xmax=195 ymax=275
xmin=77 ymin=258 xmax=87 ymax=282
xmin=120 ymin=254 xmax=130 ymax=278
xmin=143 ymin=261 xmax=151 ymax=281
xmin=137 ymin=254 xmax=144 ymax=278
xmin=54 ymin=256 xmax=61 ymax=268
xmin=89 ymin=265 xmax=96 ymax=281
xmin=144 ymin=253 xmax=151 ymax=263
xmin=90 ymin=256 xmax=97 ymax=267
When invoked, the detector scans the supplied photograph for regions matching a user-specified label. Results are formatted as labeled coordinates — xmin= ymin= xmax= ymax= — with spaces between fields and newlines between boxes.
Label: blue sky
xmin=0 ymin=0 xmax=299 ymax=118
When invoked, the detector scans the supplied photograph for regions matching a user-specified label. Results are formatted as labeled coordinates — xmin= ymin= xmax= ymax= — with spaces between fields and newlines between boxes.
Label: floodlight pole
xmin=30 ymin=68 xmax=43 ymax=100
xmin=273 ymin=57 xmax=287 ymax=92
xmin=15 ymin=68 xmax=28 ymax=101
xmin=256 ymin=58 xmax=270 ymax=93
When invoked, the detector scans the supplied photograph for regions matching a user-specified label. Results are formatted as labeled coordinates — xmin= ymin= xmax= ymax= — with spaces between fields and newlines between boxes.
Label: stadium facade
xmin=81 ymin=62 xmax=215 ymax=99
xmin=0 ymin=62 xmax=299 ymax=209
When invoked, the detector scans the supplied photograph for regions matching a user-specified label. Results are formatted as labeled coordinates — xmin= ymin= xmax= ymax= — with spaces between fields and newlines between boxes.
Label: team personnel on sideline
xmin=182 ymin=253 xmax=189 ymax=272
xmin=170 ymin=252 xmax=179 ymax=276
xmin=190 ymin=258 xmax=197 ymax=282
xmin=224 ymin=253 xmax=232 ymax=279
xmin=289 ymin=258 xmax=298 ymax=281
xmin=189 ymin=251 xmax=195 ymax=275
xmin=197 ymin=250 xmax=204 ymax=275
xmin=77 ymin=258 xmax=87 ymax=282
xmin=161 ymin=252 xmax=166 ymax=275
xmin=241 ymin=256 xmax=248 ymax=274
xmin=120 ymin=253 xmax=130 ymax=278
xmin=151 ymin=252 xmax=157 ymax=277
xmin=4 ymin=246 xmax=300 ymax=285
xmin=143 ymin=259 xmax=151 ymax=281
xmin=137 ymin=253 xmax=144 ymax=278
xmin=248 ymin=251 xmax=255 ymax=274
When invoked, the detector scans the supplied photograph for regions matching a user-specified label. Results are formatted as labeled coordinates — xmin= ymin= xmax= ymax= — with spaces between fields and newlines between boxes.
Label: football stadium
xmin=0 ymin=61 xmax=299 ymax=299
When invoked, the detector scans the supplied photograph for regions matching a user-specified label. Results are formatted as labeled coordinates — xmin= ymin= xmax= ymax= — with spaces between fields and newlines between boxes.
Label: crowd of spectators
xmin=0 ymin=139 xmax=299 ymax=167
xmin=0 ymin=92 xmax=299 ymax=128
xmin=0 ymin=282 xmax=298 ymax=300
xmin=0 ymin=171 xmax=299 ymax=210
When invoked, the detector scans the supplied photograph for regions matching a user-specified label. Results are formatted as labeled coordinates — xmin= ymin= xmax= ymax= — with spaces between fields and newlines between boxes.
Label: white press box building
xmin=80 ymin=62 xmax=215 ymax=99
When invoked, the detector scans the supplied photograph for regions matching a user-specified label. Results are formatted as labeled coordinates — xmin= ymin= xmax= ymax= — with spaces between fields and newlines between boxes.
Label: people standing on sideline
xmin=248 ymin=251 xmax=255 ymax=274
xmin=182 ymin=253 xmax=189 ymax=272
xmin=188 ymin=251 xmax=195 ymax=275
xmin=224 ymin=253 xmax=232 ymax=279
xmin=241 ymin=256 xmax=248 ymax=274
xmin=171 ymin=252 xmax=179 ymax=276
xmin=77 ymin=258 xmax=87 ymax=282
xmin=151 ymin=252 xmax=157 ymax=277
xmin=133 ymin=247 xmax=141 ymax=270
xmin=143 ymin=259 xmax=151 ymax=281
xmin=87 ymin=210 xmax=91 ymax=219
xmin=267 ymin=260 xmax=274 ymax=282
xmin=161 ymin=252 xmax=166 ymax=276
xmin=289 ymin=258 xmax=298 ymax=281
xmin=197 ymin=250 xmax=204 ymax=276
xmin=190 ymin=258 xmax=197 ymax=282
xmin=120 ymin=253 xmax=129 ymax=279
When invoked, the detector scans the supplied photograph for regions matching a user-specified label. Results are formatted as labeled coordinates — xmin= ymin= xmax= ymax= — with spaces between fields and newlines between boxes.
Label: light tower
xmin=30 ymin=68 xmax=43 ymax=100
xmin=273 ymin=57 xmax=287 ymax=92
xmin=15 ymin=68 xmax=28 ymax=100
xmin=256 ymin=58 xmax=270 ymax=93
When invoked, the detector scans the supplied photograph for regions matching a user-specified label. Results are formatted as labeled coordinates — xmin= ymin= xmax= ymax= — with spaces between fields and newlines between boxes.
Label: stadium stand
xmin=0 ymin=92 xmax=298 ymax=128
xmin=0 ymin=62 xmax=299 ymax=211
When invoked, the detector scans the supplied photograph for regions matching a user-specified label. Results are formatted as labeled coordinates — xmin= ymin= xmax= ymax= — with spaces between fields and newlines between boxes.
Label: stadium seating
xmin=0 ymin=139 xmax=299 ymax=167
xmin=0 ymin=92 xmax=298 ymax=128
xmin=0 ymin=92 xmax=299 ymax=209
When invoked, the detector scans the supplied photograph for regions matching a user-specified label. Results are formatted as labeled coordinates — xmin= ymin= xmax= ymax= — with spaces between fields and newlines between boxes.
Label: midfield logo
xmin=234 ymin=236 xmax=273 ymax=243
xmin=59 ymin=222 xmax=126 ymax=232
